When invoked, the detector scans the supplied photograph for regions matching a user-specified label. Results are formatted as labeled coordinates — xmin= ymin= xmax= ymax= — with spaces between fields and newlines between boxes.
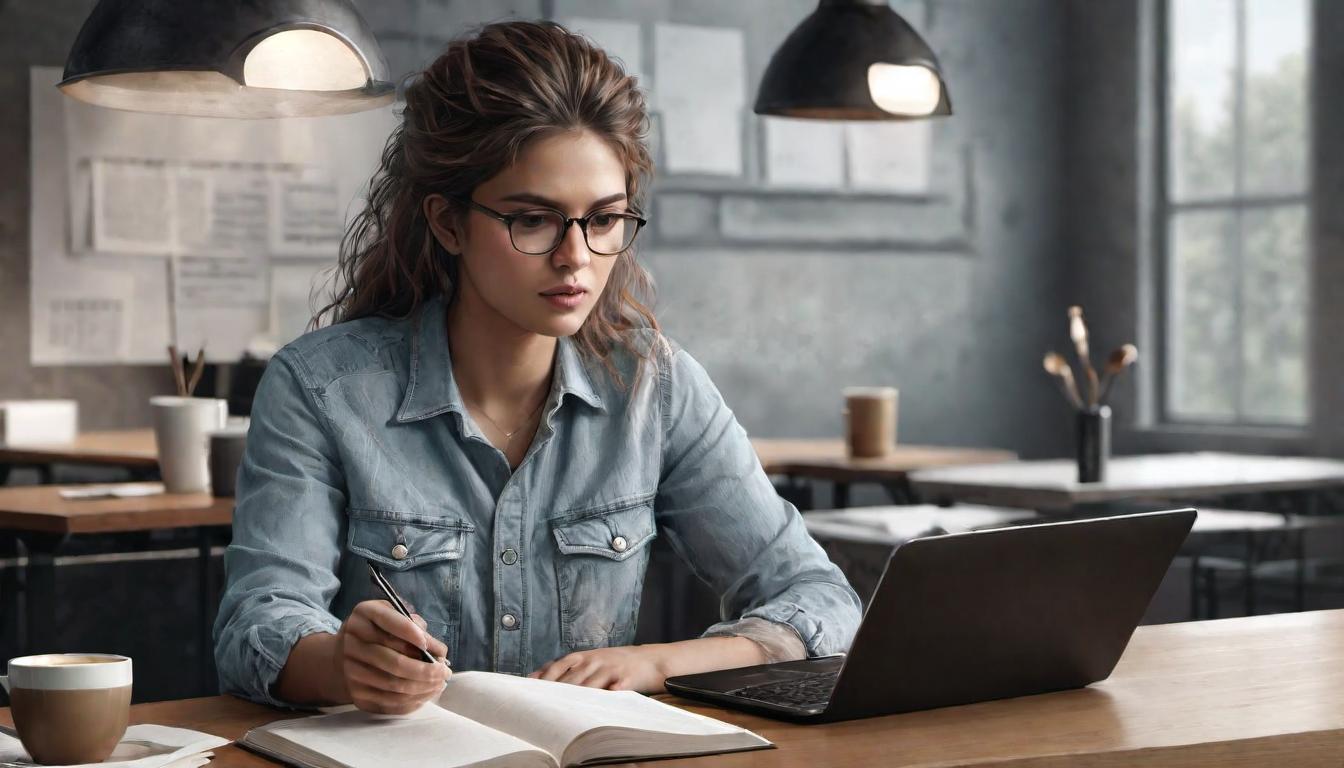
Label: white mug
xmin=150 ymin=396 xmax=228 ymax=493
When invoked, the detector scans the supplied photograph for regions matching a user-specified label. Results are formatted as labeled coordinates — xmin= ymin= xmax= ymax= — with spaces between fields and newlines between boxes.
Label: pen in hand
xmin=366 ymin=560 xmax=452 ymax=670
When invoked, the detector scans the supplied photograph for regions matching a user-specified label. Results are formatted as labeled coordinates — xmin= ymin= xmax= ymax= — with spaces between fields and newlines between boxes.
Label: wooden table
xmin=0 ymin=483 xmax=233 ymax=688
xmin=3 ymin=610 xmax=1339 ymax=767
xmin=909 ymin=451 xmax=1344 ymax=512
xmin=0 ymin=429 xmax=158 ymax=484
xmin=751 ymin=438 xmax=1016 ymax=508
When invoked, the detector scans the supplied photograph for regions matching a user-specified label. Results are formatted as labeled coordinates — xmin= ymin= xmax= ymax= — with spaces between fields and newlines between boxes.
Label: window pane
xmin=1240 ymin=205 xmax=1309 ymax=423
xmin=1168 ymin=0 xmax=1236 ymax=201
xmin=1242 ymin=0 xmax=1309 ymax=195
xmin=1168 ymin=210 xmax=1238 ymax=421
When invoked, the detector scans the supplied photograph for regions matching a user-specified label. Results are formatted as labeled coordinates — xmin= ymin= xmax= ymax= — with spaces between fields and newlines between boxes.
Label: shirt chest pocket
xmin=346 ymin=509 xmax=474 ymax=651
xmin=551 ymin=494 xmax=657 ymax=650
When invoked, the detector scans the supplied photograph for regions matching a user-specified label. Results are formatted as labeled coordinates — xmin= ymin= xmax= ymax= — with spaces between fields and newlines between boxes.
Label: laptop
xmin=665 ymin=508 xmax=1196 ymax=723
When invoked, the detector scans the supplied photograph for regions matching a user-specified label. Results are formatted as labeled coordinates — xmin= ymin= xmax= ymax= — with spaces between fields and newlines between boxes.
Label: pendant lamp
xmin=59 ymin=0 xmax=395 ymax=118
xmin=755 ymin=0 xmax=951 ymax=120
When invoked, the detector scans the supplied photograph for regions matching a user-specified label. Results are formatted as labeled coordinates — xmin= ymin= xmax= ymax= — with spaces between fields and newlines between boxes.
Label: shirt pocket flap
xmin=347 ymin=509 xmax=475 ymax=571
xmin=552 ymin=496 xmax=657 ymax=562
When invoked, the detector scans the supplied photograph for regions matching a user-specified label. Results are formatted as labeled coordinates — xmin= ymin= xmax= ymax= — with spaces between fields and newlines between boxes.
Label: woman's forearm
xmin=273 ymin=632 xmax=351 ymax=707
xmin=652 ymin=635 xmax=769 ymax=681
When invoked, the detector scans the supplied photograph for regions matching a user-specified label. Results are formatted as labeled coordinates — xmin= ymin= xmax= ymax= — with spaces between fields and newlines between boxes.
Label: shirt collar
xmin=394 ymin=295 xmax=605 ymax=424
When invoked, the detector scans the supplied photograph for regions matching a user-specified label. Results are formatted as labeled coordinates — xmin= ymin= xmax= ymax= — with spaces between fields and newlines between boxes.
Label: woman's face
xmin=429 ymin=129 xmax=629 ymax=339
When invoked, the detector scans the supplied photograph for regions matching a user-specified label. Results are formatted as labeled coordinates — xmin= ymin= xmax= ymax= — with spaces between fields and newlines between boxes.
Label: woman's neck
xmin=445 ymin=290 xmax=557 ymax=417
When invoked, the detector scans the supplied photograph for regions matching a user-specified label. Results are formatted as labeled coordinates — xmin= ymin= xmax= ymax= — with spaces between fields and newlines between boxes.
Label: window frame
xmin=1151 ymin=0 xmax=1316 ymax=431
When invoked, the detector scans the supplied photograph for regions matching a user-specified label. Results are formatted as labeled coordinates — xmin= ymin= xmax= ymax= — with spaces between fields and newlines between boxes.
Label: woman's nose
xmin=551 ymin=219 xmax=592 ymax=270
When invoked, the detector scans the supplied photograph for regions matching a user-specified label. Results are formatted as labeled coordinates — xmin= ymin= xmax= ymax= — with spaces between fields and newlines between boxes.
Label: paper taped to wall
xmin=653 ymin=23 xmax=745 ymax=176
xmin=269 ymin=171 xmax=344 ymax=257
xmin=563 ymin=17 xmax=647 ymax=90
xmin=34 ymin=270 xmax=134 ymax=365
xmin=763 ymin=119 xmax=846 ymax=189
xmin=30 ymin=64 xmax=395 ymax=365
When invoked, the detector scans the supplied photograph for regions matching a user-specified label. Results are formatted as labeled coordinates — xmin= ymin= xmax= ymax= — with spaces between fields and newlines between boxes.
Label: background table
xmin=0 ymin=483 xmax=233 ymax=689
xmin=803 ymin=503 xmax=1337 ymax=618
xmin=909 ymin=451 xmax=1344 ymax=512
xmin=2 ymin=611 xmax=1338 ymax=767
xmin=0 ymin=429 xmax=158 ymax=484
xmin=751 ymin=438 xmax=1016 ymax=507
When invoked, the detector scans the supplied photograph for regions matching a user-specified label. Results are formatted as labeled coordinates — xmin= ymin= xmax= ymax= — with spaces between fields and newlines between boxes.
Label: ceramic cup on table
xmin=207 ymin=423 xmax=250 ymax=497
xmin=844 ymin=387 xmax=899 ymax=459
xmin=150 ymin=396 xmax=228 ymax=493
xmin=0 ymin=654 xmax=132 ymax=764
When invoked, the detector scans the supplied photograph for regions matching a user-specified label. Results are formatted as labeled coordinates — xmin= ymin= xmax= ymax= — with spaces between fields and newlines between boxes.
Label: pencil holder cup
xmin=150 ymin=396 xmax=228 ymax=493
xmin=1076 ymin=406 xmax=1111 ymax=484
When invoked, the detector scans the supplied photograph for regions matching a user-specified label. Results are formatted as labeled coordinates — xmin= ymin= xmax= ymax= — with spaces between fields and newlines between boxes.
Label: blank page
xmin=249 ymin=703 xmax=554 ymax=768
xmin=437 ymin=672 xmax=765 ymax=763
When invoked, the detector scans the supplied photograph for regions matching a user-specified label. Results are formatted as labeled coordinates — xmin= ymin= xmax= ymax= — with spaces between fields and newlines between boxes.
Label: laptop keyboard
xmin=727 ymin=671 xmax=839 ymax=709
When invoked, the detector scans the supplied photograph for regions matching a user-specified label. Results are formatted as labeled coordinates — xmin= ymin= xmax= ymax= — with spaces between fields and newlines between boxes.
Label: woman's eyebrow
xmin=498 ymin=192 xmax=628 ymax=209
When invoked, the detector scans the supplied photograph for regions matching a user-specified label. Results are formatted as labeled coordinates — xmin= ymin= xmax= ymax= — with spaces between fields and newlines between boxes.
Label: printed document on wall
xmin=34 ymin=270 xmax=134 ymax=365
xmin=562 ymin=17 xmax=647 ymax=91
xmin=845 ymin=121 xmax=933 ymax=194
xmin=269 ymin=170 xmax=344 ymax=257
xmin=654 ymin=23 xmax=745 ymax=176
xmin=30 ymin=64 xmax=395 ymax=365
xmin=763 ymin=119 xmax=845 ymax=189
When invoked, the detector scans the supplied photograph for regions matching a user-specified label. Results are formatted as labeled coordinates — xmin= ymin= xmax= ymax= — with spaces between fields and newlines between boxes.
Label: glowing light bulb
xmin=867 ymin=63 xmax=942 ymax=116
xmin=243 ymin=29 xmax=367 ymax=91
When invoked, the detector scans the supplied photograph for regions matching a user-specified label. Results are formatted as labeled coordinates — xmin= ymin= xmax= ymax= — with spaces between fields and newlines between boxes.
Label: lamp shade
xmin=60 ymin=0 xmax=395 ymax=118
xmin=755 ymin=0 xmax=951 ymax=120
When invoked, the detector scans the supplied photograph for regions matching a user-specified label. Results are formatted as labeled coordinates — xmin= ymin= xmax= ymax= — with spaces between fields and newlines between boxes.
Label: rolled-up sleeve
xmin=654 ymin=344 xmax=862 ymax=657
xmin=213 ymin=348 xmax=346 ymax=708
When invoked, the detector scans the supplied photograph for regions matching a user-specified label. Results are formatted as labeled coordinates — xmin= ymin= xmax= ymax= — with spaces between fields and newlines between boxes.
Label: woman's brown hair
xmin=315 ymin=20 xmax=659 ymax=380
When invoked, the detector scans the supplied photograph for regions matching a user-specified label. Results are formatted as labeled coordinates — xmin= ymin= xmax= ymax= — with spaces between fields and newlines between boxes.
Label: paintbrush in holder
xmin=1043 ymin=307 xmax=1138 ymax=483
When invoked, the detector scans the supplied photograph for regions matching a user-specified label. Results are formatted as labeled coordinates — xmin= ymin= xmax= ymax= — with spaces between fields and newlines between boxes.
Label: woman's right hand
xmin=333 ymin=600 xmax=451 ymax=714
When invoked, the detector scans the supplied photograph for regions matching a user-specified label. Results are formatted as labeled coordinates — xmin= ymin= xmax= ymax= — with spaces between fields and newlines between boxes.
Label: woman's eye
xmin=515 ymin=214 xmax=553 ymax=230
xmin=589 ymin=213 xmax=618 ymax=230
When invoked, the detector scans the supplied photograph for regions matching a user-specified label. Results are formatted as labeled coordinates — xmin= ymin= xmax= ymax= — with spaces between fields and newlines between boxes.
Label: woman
xmin=214 ymin=20 xmax=861 ymax=715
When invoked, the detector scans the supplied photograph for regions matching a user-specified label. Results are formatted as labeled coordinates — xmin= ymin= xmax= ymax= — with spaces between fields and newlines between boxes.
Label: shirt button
xmin=611 ymin=536 xmax=628 ymax=553
xmin=391 ymin=543 xmax=409 ymax=561
xmin=500 ymin=548 xmax=518 ymax=565
xmin=501 ymin=613 xmax=518 ymax=629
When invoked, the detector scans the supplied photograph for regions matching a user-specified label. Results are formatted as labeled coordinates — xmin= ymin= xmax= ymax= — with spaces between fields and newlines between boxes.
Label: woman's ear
xmin=424 ymin=194 xmax=465 ymax=255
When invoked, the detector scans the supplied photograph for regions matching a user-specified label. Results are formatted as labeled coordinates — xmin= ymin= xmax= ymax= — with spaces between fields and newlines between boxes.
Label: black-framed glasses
xmin=463 ymin=199 xmax=647 ymax=256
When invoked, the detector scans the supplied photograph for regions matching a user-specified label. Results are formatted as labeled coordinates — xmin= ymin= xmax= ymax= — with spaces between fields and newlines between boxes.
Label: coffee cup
xmin=150 ymin=396 xmax=228 ymax=493
xmin=0 ymin=654 xmax=132 ymax=765
xmin=207 ymin=424 xmax=249 ymax=497
xmin=844 ymin=387 xmax=899 ymax=458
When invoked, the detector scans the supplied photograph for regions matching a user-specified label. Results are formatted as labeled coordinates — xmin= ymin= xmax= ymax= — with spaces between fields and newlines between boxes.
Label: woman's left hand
xmin=528 ymin=646 xmax=667 ymax=693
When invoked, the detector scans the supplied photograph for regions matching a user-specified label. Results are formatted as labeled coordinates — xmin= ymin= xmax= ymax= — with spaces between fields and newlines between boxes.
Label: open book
xmin=239 ymin=671 xmax=772 ymax=768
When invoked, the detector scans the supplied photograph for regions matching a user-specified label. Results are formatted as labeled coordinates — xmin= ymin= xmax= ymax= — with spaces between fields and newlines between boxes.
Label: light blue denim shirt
xmin=213 ymin=294 xmax=861 ymax=707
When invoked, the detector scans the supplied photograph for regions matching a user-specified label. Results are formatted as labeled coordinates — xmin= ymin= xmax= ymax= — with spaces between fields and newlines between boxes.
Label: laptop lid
xmin=823 ymin=508 xmax=1197 ymax=720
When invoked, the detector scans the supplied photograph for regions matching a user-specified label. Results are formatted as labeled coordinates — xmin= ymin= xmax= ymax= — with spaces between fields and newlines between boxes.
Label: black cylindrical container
xmin=1076 ymin=405 xmax=1112 ymax=483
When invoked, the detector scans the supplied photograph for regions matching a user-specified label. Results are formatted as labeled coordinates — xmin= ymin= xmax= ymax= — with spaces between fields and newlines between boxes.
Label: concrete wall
xmin=0 ymin=0 xmax=1072 ymax=461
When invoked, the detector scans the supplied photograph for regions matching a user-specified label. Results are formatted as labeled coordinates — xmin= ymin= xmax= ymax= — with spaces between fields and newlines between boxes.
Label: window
xmin=1159 ymin=0 xmax=1312 ymax=426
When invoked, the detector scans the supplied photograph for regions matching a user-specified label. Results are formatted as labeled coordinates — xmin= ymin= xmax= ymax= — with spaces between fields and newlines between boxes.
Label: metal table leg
xmin=833 ymin=482 xmax=850 ymax=509
xmin=1243 ymin=531 xmax=1256 ymax=616
xmin=198 ymin=528 xmax=215 ymax=694
xmin=20 ymin=532 xmax=70 ymax=654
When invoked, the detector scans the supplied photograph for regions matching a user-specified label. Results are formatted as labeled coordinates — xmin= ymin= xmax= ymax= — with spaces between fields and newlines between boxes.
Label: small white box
xmin=0 ymin=400 xmax=79 ymax=446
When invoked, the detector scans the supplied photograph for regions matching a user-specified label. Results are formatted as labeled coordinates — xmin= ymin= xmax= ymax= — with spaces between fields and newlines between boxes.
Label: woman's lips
xmin=540 ymin=288 xmax=586 ymax=310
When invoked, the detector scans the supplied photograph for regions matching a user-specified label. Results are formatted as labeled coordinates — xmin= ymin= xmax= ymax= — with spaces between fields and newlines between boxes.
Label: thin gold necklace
xmin=471 ymin=395 xmax=547 ymax=445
